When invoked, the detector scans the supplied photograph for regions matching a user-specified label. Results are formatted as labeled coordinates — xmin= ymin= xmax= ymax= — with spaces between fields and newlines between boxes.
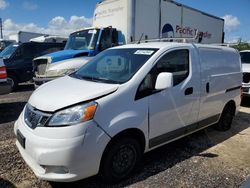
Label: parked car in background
xmin=0 ymin=58 xmax=11 ymax=95
xmin=240 ymin=50 xmax=250 ymax=97
xmin=15 ymin=42 xmax=241 ymax=183
xmin=32 ymin=28 xmax=111 ymax=87
xmin=0 ymin=42 xmax=65 ymax=90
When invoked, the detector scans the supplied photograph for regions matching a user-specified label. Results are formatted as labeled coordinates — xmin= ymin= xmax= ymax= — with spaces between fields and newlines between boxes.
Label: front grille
xmin=243 ymin=72 xmax=250 ymax=83
xmin=33 ymin=59 xmax=48 ymax=76
xmin=24 ymin=104 xmax=51 ymax=129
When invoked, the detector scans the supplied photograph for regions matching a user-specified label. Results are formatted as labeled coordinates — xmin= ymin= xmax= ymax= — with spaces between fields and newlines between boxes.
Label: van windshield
xmin=72 ymin=48 xmax=158 ymax=84
xmin=240 ymin=52 xmax=250 ymax=64
xmin=64 ymin=29 xmax=100 ymax=51
xmin=0 ymin=43 xmax=19 ymax=59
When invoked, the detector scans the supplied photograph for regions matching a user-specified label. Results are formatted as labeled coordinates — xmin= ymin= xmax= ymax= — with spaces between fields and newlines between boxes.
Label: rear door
xmin=198 ymin=47 xmax=240 ymax=122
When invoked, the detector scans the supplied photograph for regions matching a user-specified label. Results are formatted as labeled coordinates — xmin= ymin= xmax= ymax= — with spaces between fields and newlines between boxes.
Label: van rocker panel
xmin=149 ymin=114 xmax=220 ymax=148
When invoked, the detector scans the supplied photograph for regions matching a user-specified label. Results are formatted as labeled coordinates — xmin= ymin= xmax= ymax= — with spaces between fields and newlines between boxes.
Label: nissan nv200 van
xmin=14 ymin=42 xmax=241 ymax=183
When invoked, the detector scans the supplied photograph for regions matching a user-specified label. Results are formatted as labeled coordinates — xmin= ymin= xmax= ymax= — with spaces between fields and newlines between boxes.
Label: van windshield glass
xmin=240 ymin=52 xmax=250 ymax=64
xmin=0 ymin=43 xmax=19 ymax=59
xmin=64 ymin=29 xmax=100 ymax=50
xmin=72 ymin=48 xmax=158 ymax=84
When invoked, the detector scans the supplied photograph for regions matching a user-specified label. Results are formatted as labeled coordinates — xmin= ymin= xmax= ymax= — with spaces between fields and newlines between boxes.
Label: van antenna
xmin=137 ymin=33 xmax=144 ymax=44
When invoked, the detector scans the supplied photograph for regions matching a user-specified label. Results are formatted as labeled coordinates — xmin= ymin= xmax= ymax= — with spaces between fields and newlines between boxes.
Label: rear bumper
xmin=0 ymin=80 xmax=11 ymax=95
xmin=33 ymin=76 xmax=61 ymax=87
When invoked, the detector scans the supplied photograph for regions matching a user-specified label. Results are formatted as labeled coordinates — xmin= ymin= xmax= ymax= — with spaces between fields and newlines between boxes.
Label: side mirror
xmin=155 ymin=72 xmax=173 ymax=90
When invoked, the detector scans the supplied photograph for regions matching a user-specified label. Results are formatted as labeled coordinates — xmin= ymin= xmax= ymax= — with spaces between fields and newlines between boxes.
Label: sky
xmin=0 ymin=0 xmax=249 ymax=42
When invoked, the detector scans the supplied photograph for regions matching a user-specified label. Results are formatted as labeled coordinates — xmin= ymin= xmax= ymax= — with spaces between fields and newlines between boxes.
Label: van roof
xmin=112 ymin=42 xmax=236 ymax=52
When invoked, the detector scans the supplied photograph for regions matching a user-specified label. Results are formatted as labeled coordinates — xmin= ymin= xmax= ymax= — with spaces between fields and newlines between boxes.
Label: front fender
xmin=94 ymin=92 xmax=150 ymax=151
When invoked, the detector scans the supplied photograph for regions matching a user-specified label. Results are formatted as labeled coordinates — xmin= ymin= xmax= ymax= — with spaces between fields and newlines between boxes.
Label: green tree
xmin=232 ymin=42 xmax=250 ymax=51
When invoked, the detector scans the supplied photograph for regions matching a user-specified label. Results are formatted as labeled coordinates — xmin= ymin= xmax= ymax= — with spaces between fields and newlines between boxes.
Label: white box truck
xmin=9 ymin=31 xmax=48 ymax=43
xmin=33 ymin=0 xmax=225 ymax=86
xmin=93 ymin=0 xmax=224 ymax=44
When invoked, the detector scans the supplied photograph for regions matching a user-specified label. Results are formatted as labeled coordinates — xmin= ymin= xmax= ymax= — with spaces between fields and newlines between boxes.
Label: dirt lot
xmin=0 ymin=85 xmax=249 ymax=188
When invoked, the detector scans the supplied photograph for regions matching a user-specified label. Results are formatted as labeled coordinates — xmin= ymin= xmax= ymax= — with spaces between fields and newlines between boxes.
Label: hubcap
xmin=112 ymin=144 xmax=137 ymax=176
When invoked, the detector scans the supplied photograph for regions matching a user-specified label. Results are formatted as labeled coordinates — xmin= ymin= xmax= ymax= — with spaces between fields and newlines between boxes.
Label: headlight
xmin=46 ymin=69 xmax=76 ymax=77
xmin=48 ymin=102 xmax=97 ymax=126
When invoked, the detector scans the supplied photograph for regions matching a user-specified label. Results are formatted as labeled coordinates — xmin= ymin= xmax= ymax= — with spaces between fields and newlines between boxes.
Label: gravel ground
xmin=0 ymin=84 xmax=249 ymax=188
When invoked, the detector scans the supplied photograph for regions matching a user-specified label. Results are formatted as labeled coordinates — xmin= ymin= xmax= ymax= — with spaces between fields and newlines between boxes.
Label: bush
xmin=232 ymin=43 xmax=250 ymax=51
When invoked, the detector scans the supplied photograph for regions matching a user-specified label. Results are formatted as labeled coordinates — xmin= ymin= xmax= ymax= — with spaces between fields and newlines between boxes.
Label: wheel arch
xmin=99 ymin=128 xmax=146 ymax=172
xmin=224 ymin=100 xmax=236 ymax=115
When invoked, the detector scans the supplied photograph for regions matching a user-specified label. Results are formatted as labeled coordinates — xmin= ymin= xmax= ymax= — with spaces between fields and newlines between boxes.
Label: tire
xmin=215 ymin=104 xmax=235 ymax=131
xmin=100 ymin=137 xmax=142 ymax=183
xmin=7 ymin=76 xmax=18 ymax=91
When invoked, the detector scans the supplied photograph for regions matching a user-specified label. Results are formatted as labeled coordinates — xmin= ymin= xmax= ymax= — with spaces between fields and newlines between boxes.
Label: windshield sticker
xmin=134 ymin=50 xmax=154 ymax=55
xmin=88 ymin=30 xmax=97 ymax=34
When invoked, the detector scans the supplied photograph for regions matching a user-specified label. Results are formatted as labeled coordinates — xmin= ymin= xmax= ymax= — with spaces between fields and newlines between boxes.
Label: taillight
xmin=0 ymin=66 xmax=7 ymax=79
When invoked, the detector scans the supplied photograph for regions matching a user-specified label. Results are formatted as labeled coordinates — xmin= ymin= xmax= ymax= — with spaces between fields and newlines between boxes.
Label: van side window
xmin=136 ymin=49 xmax=189 ymax=100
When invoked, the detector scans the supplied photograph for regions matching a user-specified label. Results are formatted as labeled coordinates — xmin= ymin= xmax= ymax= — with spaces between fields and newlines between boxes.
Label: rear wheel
xmin=100 ymin=137 xmax=142 ymax=183
xmin=7 ymin=76 xmax=18 ymax=91
xmin=215 ymin=104 xmax=235 ymax=131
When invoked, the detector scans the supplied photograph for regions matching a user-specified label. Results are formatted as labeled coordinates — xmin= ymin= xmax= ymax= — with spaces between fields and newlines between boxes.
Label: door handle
xmin=185 ymin=87 xmax=193 ymax=95
xmin=206 ymin=82 xmax=210 ymax=93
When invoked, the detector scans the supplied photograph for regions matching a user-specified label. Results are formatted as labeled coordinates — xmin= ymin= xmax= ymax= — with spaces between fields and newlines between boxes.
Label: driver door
xmin=136 ymin=48 xmax=201 ymax=148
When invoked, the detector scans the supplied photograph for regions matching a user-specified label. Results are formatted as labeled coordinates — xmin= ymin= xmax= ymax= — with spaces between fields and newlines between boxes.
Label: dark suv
xmin=0 ymin=42 xmax=65 ymax=90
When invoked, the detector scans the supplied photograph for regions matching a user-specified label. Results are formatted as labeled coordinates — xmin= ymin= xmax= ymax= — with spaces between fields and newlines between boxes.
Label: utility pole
xmin=0 ymin=18 xmax=3 ymax=39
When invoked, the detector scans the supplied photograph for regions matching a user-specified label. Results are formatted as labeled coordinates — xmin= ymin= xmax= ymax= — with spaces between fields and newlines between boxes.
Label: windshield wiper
xmin=94 ymin=77 xmax=122 ymax=84
xmin=74 ymin=74 xmax=121 ymax=84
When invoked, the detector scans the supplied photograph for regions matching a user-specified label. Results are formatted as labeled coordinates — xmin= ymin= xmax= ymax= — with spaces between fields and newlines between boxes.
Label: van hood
xmin=242 ymin=63 xmax=250 ymax=73
xmin=29 ymin=76 xmax=119 ymax=112
xmin=46 ymin=49 xmax=94 ymax=63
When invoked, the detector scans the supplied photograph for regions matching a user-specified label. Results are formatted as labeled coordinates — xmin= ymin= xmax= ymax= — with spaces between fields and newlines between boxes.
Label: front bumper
xmin=0 ymin=80 xmax=11 ymax=95
xmin=33 ymin=76 xmax=62 ymax=87
xmin=14 ymin=111 xmax=110 ymax=182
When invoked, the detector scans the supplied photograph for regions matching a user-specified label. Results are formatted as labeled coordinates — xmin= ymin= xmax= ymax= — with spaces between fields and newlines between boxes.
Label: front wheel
xmin=215 ymin=104 xmax=235 ymax=131
xmin=100 ymin=137 xmax=142 ymax=183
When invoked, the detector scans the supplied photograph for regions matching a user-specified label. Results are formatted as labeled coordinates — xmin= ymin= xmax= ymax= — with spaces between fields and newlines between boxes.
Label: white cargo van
xmin=14 ymin=42 xmax=241 ymax=183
